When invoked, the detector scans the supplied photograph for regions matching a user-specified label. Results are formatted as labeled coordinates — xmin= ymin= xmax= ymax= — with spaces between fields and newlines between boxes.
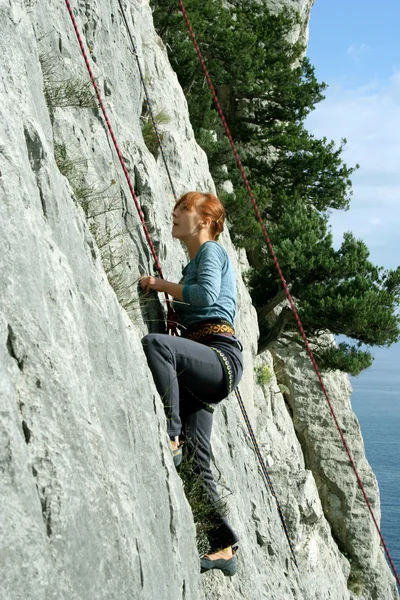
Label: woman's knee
xmin=141 ymin=333 xmax=156 ymax=347
xmin=142 ymin=333 xmax=162 ymax=352
xmin=141 ymin=334 xmax=171 ymax=363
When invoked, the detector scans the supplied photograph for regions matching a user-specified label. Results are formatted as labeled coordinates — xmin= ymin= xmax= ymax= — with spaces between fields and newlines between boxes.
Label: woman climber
xmin=140 ymin=191 xmax=243 ymax=577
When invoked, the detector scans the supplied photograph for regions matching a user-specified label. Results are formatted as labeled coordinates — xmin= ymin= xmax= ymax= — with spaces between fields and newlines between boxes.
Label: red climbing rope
xmin=176 ymin=0 xmax=400 ymax=586
xmin=63 ymin=0 xmax=177 ymax=333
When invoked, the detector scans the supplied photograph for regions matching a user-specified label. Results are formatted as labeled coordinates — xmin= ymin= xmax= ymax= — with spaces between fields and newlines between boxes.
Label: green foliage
xmin=315 ymin=343 xmax=372 ymax=376
xmin=54 ymin=143 xmax=140 ymax=322
xmin=254 ymin=365 xmax=273 ymax=386
xmin=278 ymin=383 xmax=290 ymax=396
xmin=226 ymin=189 xmax=399 ymax=374
xmin=152 ymin=0 xmax=400 ymax=374
xmin=141 ymin=109 xmax=170 ymax=157
xmin=248 ymin=212 xmax=400 ymax=372
xmin=347 ymin=567 xmax=366 ymax=595
xmin=54 ymin=143 xmax=120 ymax=217
xmin=40 ymin=54 xmax=96 ymax=111
xmin=178 ymin=446 xmax=229 ymax=555
xmin=196 ymin=128 xmax=234 ymax=186
xmin=153 ymin=0 xmax=347 ymax=204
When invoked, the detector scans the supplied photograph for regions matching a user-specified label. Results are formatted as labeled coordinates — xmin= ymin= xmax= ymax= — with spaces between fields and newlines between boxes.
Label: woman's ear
xmin=202 ymin=216 xmax=212 ymax=227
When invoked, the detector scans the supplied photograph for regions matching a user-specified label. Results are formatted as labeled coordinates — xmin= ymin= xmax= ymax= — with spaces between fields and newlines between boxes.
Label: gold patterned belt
xmin=183 ymin=320 xmax=235 ymax=342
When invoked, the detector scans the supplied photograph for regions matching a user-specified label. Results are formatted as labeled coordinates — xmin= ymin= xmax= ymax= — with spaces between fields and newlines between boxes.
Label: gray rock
xmin=266 ymin=0 xmax=317 ymax=45
xmin=272 ymin=337 xmax=399 ymax=599
xmin=0 ymin=1 xmax=397 ymax=599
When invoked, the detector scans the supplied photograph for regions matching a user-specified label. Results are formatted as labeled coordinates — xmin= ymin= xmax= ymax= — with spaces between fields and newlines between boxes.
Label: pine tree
xmin=152 ymin=0 xmax=400 ymax=375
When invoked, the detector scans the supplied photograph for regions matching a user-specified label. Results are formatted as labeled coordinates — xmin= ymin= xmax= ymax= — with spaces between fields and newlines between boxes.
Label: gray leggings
xmin=141 ymin=333 xmax=243 ymax=550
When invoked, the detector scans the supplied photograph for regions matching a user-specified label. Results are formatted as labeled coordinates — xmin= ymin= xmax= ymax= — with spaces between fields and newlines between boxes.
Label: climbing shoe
xmin=171 ymin=443 xmax=182 ymax=468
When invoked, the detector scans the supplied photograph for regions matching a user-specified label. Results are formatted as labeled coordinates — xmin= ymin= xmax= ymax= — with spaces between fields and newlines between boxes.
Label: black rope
xmin=117 ymin=0 xmax=178 ymax=200
xmin=235 ymin=388 xmax=298 ymax=569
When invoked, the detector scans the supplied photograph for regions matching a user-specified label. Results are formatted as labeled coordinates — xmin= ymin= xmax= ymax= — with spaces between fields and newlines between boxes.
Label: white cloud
xmin=306 ymin=73 xmax=400 ymax=268
xmin=346 ymin=43 xmax=370 ymax=63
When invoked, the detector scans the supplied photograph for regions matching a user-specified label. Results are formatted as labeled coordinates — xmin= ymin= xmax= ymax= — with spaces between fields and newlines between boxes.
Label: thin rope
xmin=117 ymin=0 xmax=178 ymax=201
xmin=122 ymin=4 xmax=299 ymax=565
xmin=235 ymin=388 xmax=298 ymax=568
xmin=64 ymin=0 xmax=299 ymax=569
xmin=64 ymin=0 xmax=177 ymax=332
xmin=65 ymin=0 xmax=398 ymax=581
xmin=116 ymin=5 xmax=297 ymax=566
xmin=176 ymin=0 xmax=400 ymax=586
xmin=118 ymin=1 xmax=298 ymax=567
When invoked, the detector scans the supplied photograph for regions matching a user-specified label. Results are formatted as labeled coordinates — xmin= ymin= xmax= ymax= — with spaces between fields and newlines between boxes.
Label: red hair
xmin=174 ymin=192 xmax=225 ymax=240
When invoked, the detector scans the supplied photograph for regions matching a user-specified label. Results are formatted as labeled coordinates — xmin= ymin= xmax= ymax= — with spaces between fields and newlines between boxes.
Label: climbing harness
xmin=176 ymin=0 xmax=400 ymax=586
xmin=63 ymin=0 xmax=399 ymax=584
xmin=184 ymin=320 xmax=235 ymax=342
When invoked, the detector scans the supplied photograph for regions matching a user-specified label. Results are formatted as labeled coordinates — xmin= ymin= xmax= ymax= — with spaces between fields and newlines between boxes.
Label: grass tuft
xmin=141 ymin=109 xmax=170 ymax=157
xmin=254 ymin=364 xmax=273 ymax=386
xmin=54 ymin=143 xmax=120 ymax=218
xmin=178 ymin=446 xmax=230 ymax=555
xmin=40 ymin=53 xmax=96 ymax=111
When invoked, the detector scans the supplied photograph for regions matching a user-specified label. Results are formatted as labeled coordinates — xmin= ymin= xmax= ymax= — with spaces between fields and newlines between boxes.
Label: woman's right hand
xmin=140 ymin=276 xmax=165 ymax=294
xmin=140 ymin=276 xmax=185 ymax=302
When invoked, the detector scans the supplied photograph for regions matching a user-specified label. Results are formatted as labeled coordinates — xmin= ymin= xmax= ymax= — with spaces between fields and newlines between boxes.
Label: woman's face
xmin=172 ymin=200 xmax=204 ymax=240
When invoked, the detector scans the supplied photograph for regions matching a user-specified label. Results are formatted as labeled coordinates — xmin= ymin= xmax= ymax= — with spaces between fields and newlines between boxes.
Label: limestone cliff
xmin=0 ymin=1 xmax=398 ymax=599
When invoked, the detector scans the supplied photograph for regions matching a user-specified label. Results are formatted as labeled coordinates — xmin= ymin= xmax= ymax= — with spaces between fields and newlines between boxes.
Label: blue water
xmin=350 ymin=343 xmax=400 ymax=572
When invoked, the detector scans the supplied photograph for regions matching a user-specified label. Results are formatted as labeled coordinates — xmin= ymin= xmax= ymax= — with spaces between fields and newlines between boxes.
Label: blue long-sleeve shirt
xmin=173 ymin=241 xmax=237 ymax=329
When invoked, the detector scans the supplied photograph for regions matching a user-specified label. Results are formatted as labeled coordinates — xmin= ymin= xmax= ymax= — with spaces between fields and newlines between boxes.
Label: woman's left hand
xmin=140 ymin=276 xmax=165 ymax=294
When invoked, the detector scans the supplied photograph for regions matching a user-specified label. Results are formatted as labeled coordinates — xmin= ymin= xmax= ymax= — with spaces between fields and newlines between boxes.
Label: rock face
xmin=0 ymin=1 xmax=398 ymax=599
xmin=266 ymin=0 xmax=317 ymax=45
xmin=272 ymin=338 xmax=399 ymax=600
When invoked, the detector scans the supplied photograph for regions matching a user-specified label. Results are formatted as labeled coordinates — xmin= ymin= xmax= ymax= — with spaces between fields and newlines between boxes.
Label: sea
xmin=349 ymin=342 xmax=400 ymax=573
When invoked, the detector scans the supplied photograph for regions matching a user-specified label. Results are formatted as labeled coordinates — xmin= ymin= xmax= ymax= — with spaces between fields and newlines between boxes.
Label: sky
xmin=306 ymin=0 xmax=400 ymax=270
